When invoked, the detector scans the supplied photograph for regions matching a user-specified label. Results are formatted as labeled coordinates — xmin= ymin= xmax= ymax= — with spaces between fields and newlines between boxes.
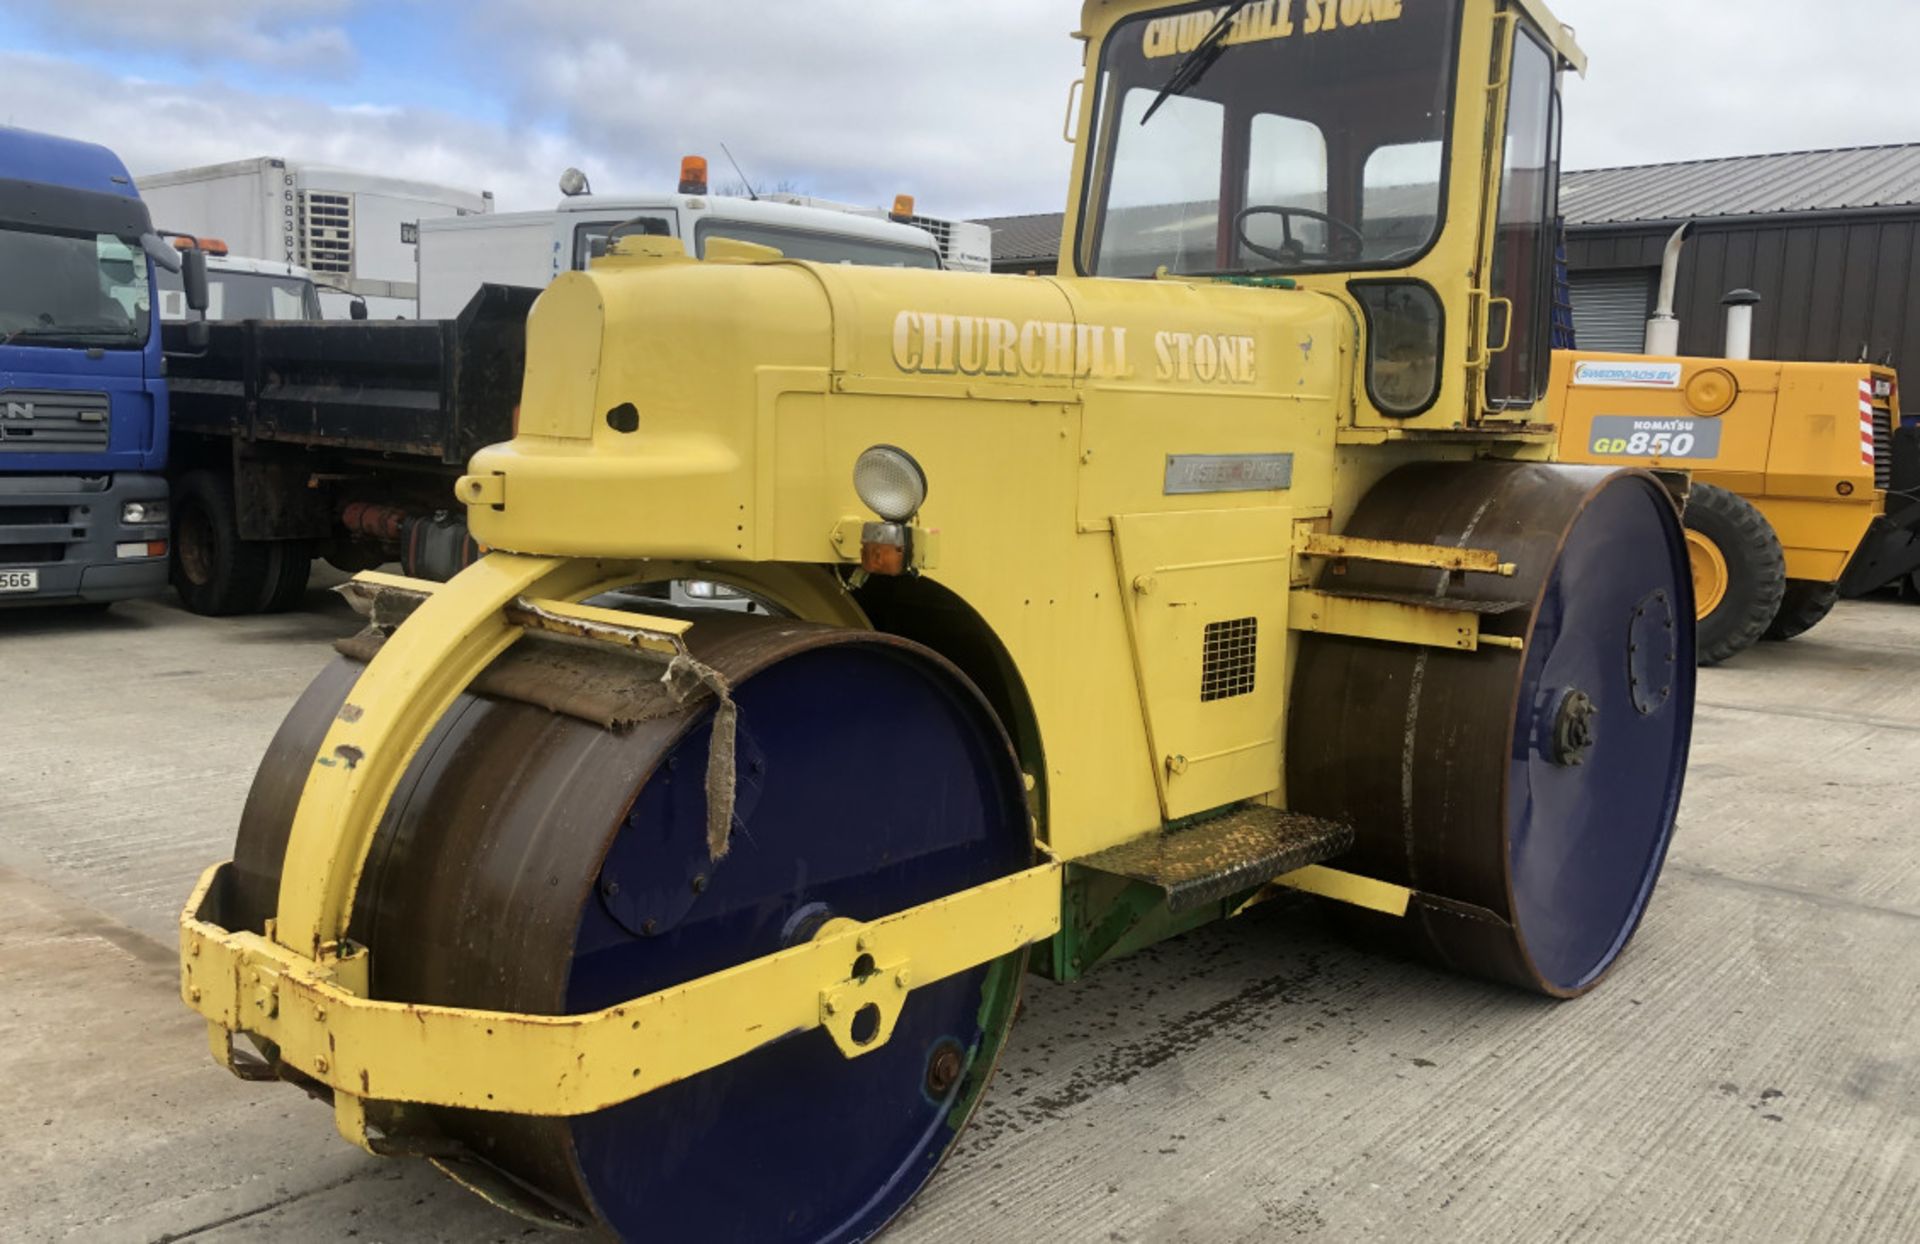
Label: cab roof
xmin=1076 ymin=0 xmax=1587 ymax=75
xmin=553 ymin=193 xmax=939 ymax=249
xmin=207 ymin=254 xmax=315 ymax=280
xmin=421 ymin=191 xmax=941 ymax=254
xmin=0 ymin=125 xmax=140 ymax=198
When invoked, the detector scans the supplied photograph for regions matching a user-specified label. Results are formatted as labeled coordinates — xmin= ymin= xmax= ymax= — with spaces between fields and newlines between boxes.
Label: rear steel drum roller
xmin=1289 ymin=462 xmax=1695 ymax=997
xmin=230 ymin=612 xmax=1034 ymax=1242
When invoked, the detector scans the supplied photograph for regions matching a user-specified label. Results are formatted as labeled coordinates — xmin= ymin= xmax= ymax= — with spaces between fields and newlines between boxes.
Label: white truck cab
xmin=157 ymin=244 xmax=323 ymax=322
xmin=416 ymin=158 xmax=946 ymax=321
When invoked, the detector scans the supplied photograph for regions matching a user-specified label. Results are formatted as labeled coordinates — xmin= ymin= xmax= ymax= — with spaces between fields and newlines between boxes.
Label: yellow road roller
xmin=180 ymin=2 xmax=1696 ymax=1238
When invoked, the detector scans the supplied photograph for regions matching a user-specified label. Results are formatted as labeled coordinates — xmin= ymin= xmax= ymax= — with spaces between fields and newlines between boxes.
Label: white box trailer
xmin=417 ymin=180 xmax=945 ymax=321
xmin=136 ymin=158 xmax=492 ymax=318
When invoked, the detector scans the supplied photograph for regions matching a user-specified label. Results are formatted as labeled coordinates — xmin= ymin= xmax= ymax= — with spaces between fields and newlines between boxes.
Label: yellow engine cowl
xmin=464 ymin=246 xmax=1354 ymax=855
xmin=464 ymin=251 xmax=1351 ymax=568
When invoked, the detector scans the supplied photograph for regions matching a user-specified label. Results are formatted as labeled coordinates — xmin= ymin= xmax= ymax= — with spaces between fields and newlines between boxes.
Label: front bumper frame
xmin=181 ymin=859 xmax=1061 ymax=1131
xmin=179 ymin=558 xmax=1064 ymax=1151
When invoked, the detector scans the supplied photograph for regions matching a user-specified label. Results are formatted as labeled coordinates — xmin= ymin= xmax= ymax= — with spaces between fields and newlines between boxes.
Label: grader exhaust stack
xmin=1723 ymin=288 xmax=1762 ymax=360
xmin=179 ymin=3 xmax=1693 ymax=1239
xmin=1646 ymin=221 xmax=1694 ymax=356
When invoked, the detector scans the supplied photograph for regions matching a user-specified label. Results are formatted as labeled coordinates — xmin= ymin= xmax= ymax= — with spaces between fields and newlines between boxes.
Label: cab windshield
xmin=1081 ymin=1 xmax=1459 ymax=278
xmin=0 ymin=226 xmax=151 ymax=348
xmin=157 ymin=268 xmax=324 ymax=322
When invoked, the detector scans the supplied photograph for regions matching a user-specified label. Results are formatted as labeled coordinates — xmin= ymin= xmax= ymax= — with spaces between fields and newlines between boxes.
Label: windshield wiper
xmin=1140 ymin=1 xmax=1254 ymax=125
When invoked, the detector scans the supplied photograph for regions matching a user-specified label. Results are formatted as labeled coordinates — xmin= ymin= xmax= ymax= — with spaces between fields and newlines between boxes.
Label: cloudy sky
xmin=3 ymin=1 xmax=1919 ymax=222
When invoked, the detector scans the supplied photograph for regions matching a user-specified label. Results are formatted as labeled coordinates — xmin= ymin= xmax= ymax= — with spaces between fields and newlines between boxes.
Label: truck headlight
xmin=123 ymin=500 xmax=169 ymax=525
xmin=854 ymin=445 xmax=927 ymax=523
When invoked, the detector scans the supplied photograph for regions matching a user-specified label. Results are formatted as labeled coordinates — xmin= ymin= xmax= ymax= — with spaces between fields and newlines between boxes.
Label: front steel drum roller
xmin=1290 ymin=462 xmax=1695 ymax=997
xmin=229 ymin=612 xmax=1034 ymax=1241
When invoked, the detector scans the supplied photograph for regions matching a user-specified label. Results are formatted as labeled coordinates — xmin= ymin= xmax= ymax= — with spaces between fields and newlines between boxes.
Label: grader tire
xmin=1685 ymin=484 xmax=1785 ymax=665
xmin=1763 ymin=580 xmax=1840 ymax=642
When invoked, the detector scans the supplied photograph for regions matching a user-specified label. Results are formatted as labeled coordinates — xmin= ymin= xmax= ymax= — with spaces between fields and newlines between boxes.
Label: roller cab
xmin=180 ymin=4 xmax=1697 ymax=1240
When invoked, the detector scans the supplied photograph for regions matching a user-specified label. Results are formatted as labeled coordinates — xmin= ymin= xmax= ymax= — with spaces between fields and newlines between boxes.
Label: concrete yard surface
xmin=1 ymin=586 xmax=1916 ymax=1242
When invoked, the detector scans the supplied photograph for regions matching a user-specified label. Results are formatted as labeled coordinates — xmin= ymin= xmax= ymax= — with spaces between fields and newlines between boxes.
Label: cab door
xmin=1476 ymin=15 xmax=1563 ymax=419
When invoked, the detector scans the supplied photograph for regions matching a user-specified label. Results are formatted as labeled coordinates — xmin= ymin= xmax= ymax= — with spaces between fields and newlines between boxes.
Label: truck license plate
xmin=0 ymin=569 xmax=39 ymax=593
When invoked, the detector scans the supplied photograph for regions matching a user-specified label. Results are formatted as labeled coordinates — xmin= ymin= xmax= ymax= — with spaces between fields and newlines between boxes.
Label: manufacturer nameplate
xmin=1164 ymin=453 xmax=1294 ymax=495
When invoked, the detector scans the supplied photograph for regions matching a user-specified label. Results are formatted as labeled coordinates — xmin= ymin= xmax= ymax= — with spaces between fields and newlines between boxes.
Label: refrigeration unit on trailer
xmin=137 ymin=157 xmax=492 ymax=319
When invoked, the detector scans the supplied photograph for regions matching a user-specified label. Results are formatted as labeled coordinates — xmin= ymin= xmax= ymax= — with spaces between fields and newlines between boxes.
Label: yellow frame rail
xmin=1299 ymin=532 xmax=1517 ymax=577
xmin=182 ymin=860 xmax=1062 ymax=1116
xmin=1288 ymin=589 xmax=1525 ymax=653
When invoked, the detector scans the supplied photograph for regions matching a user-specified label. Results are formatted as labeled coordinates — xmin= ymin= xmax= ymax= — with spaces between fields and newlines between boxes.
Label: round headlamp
xmin=853 ymin=445 xmax=927 ymax=523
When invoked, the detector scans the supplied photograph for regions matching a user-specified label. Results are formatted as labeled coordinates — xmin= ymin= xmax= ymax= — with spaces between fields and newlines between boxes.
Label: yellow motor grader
xmin=179 ymin=2 xmax=1696 ymax=1239
xmin=1552 ymin=238 xmax=1901 ymax=664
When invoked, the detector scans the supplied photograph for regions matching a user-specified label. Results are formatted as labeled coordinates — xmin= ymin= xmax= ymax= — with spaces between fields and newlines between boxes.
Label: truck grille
xmin=0 ymin=389 xmax=111 ymax=454
xmin=0 ymin=499 xmax=75 ymax=566
xmin=301 ymin=191 xmax=353 ymax=275
xmin=0 ymin=543 xmax=65 ymax=565
xmin=0 ymin=475 xmax=111 ymax=566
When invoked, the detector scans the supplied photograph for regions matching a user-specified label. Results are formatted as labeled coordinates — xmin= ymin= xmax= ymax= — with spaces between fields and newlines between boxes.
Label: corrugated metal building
xmin=981 ymin=212 xmax=1065 ymax=275
xmin=979 ymin=144 xmax=1920 ymax=369
xmin=1562 ymin=146 xmax=1920 ymax=366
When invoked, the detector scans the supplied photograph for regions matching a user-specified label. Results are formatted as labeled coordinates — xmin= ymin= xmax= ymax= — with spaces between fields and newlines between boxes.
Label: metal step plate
xmin=1080 ymin=806 xmax=1355 ymax=914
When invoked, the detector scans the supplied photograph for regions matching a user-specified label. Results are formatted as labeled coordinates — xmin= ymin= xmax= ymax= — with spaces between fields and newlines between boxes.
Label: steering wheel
xmin=1234 ymin=205 xmax=1367 ymax=265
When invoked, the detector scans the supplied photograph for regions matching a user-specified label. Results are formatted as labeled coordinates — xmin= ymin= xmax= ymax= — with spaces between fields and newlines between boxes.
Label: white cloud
xmin=0 ymin=52 xmax=568 ymax=212
xmin=1554 ymin=0 xmax=1920 ymax=170
xmin=471 ymin=0 xmax=1086 ymax=219
xmin=8 ymin=0 xmax=1920 ymax=232
xmin=9 ymin=0 xmax=358 ymax=72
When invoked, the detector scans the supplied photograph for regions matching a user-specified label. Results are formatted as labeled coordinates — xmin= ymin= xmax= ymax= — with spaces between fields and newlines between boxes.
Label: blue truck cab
xmin=1 ymin=126 xmax=190 ymax=607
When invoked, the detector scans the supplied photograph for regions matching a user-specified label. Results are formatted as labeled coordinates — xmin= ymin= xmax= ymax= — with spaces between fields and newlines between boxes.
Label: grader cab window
xmin=1081 ymin=1 xmax=1459 ymax=278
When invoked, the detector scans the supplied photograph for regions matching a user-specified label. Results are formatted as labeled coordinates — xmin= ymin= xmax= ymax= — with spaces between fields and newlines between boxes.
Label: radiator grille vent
xmin=301 ymin=192 xmax=353 ymax=275
xmin=904 ymin=214 xmax=953 ymax=254
xmin=1200 ymin=617 xmax=1258 ymax=702
xmin=0 ymin=390 xmax=110 ymax=454
xmin=1874 ymin=407 xmax=1894 ymax=490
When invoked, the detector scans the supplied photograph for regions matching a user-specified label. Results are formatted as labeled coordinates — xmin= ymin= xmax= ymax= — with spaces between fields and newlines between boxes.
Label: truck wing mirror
xmin=349 ymin=297 xmax=369 ymax=320
xmin=181 ymin=247 xmax=211 ymax=314
xmin=140 ymin=232 xmax=183 ymax=274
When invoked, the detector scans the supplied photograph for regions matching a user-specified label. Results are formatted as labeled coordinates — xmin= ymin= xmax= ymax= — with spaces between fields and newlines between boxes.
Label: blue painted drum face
xmin=1506 ymin=476 xmax=1696 ymax=994
xmin=565 ymin=645 xmax=1032 ymax=1243
xmin=1287 ymin=462 xmax=1695 ymax=999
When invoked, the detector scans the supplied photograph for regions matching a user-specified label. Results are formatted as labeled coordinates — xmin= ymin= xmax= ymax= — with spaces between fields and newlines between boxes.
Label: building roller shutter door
xmin=1569 ymin=270 xmax=1655 ymax=353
